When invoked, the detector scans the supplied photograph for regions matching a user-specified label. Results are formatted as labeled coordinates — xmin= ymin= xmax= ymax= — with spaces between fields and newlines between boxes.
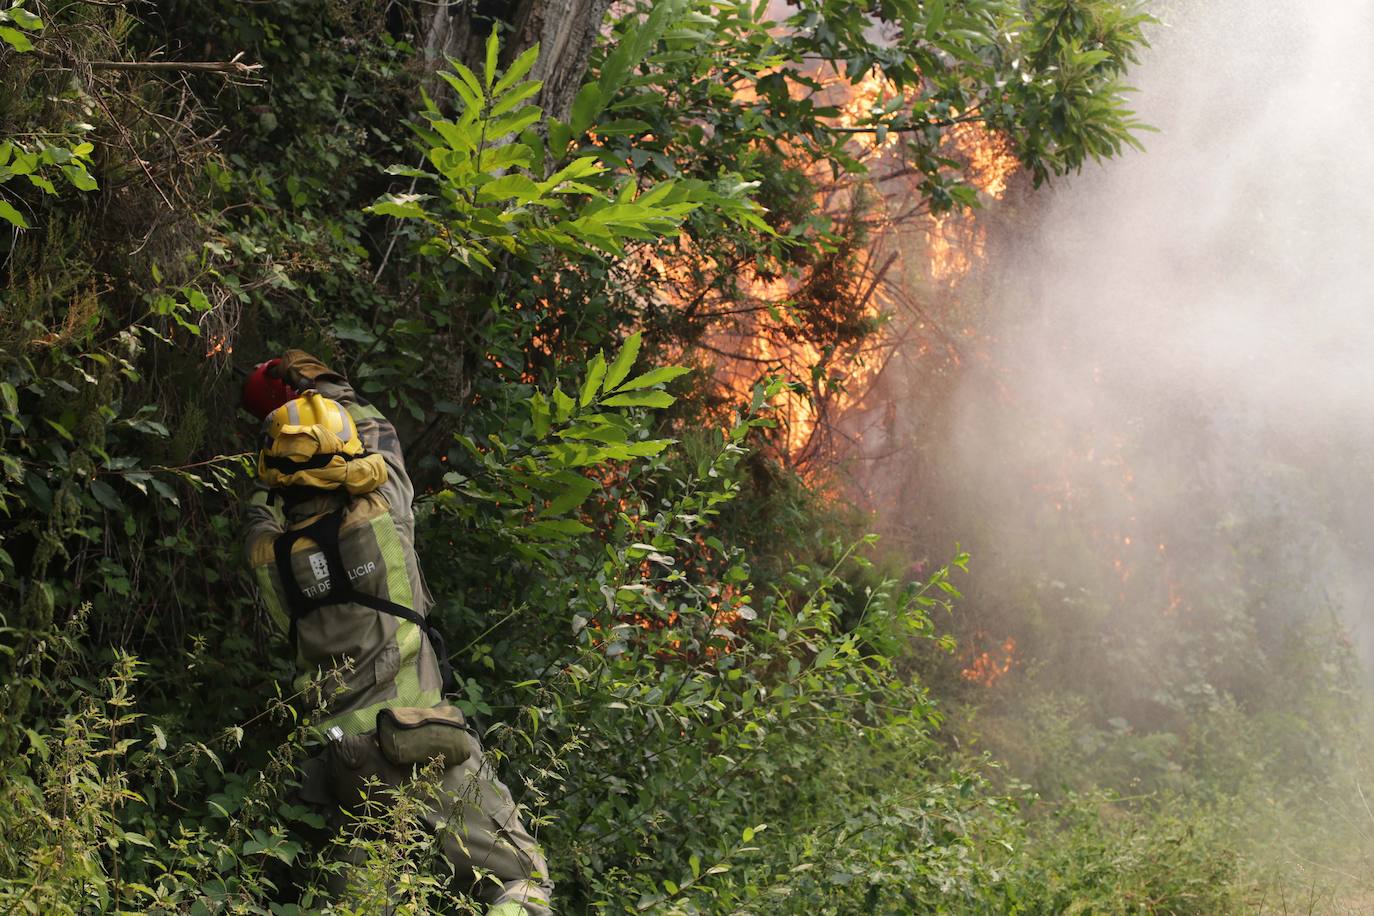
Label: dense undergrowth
xmin=3 ymin=0 xmax=1363 ymax=913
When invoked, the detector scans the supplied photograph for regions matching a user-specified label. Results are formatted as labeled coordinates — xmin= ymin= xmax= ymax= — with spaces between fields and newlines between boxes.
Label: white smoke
xmin=863 ymin=0 xmax=1374 ymax=672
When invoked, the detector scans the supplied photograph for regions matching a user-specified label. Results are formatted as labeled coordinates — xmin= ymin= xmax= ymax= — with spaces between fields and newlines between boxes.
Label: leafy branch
xmin=366 ymin=30 xmax=702 ymax=269
xmin=0 ymin=3 xmax=99 ymax=229
xmin=437 ymin=331 xmax=691 ymax=561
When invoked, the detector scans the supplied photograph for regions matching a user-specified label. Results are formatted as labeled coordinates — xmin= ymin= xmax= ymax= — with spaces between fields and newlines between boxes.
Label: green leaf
xmin=242 ymin=836 xmax=274 ymax=856
xmin=0 ymin=199 xmax=28 ymax=229
xmin=526 ymin=519 xmax=591 ymax=538
xmin=601 ymin=390 xmax=675 ymax=409
xmin=551 ymin=385 xmax=575 ymax=423
xmin=439 ymin=67 xmax=484 ymax=114
xmin=7 ymin=150 xmax=34 ymax=175
xmin=614 ymin=365 xmax=691 ymax=391
xmin=559 ymin=418 xmax=629 ymax=444
xmin=61 ymin=164 xmax=98 ymax=191
xmin=7 ymin=7 xmax=43 ymax=30
xmin=617 ymin=439 xmax=672 ymax=457
xmin=23 ymin=727 xmax=48 ymax=761
xmin=489 ymin=79 xmax=543 ymax=118
xmin=540 ymin=474 xmax=597 ymax=517
xmin=333 ymin=325 xmax=377 ymax=345
xmin=488 ymin=106 xmax=542 ymax=140
xmin=926 ymin=0 xmax=946 ymax=33
xmin=529 ymin=391 xmax=551 ymax=439
xmin=365 ymin=193 xmax=430 ymax=220
xmin=603 ymin=332 xmax=641 ymax=392
xmin=600 ymin=0 xmax=685 ymax=100
xmin=383 ymin=164 xmax=430 ymax=178
xmin=543 ymin=156 xmax=607 ymax=191
xmin=483 ymin=27 xmax=500 ymax=89
xmin=126 ymin=416 xmax=170 ymax=437
xmin=431 ymin=117 xmax=477 ymax=154
xmin=44 ymin=418 xmax=74 ymax=442
xmin=593 ymin=118 xmax=652 ymax=136
xmin=476 ymin=173 xmax=542 ymax=204
xmin=547 ymin=119 xmax=572 ymax=154
xmin=580 ymin=352 xmax=606 ymax=407
xmin=478 ymin=143 xmax=536 ymax=173
xmin=569 ymin=83 xmax=603 ymax=135
xmin=0 ymin=26 xmax=34 ymax=52
xmin=150 ymin=478 xmax=180 ymax=507
xmin=90 ymin=479 xmax=123 ymax=512
xmin=494 ymin=43 xmax=540 ymax=95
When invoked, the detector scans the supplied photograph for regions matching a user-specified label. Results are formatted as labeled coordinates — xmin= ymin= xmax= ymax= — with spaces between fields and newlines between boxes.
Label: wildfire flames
xmin=961 ymin=636 xmax=1017 ymax=687
xmin=927 ymin=213 xmax=984 ymax=283
xmin=652 ymin=65 xmax=1143 ymax=687
xmin=678 ymin=66 xmax=1022 ymax=467
xmin=205 ymin=334 xmax=232 ymax=358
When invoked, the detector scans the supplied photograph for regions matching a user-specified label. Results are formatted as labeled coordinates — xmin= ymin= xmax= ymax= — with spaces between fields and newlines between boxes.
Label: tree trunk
xmin=420 ymin=0 xmax=614 ymax=123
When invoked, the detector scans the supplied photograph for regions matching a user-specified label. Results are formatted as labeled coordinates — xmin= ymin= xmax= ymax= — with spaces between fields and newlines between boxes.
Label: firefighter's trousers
xmin=304 ymin=730 xmax=553 ymax=914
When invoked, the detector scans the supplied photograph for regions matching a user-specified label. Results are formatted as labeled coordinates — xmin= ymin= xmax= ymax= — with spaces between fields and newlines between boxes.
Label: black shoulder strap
xmin=273 ymin=508 xmax=454 ymax=694
xmin=262 ymin=450 xmax=365 ymax=474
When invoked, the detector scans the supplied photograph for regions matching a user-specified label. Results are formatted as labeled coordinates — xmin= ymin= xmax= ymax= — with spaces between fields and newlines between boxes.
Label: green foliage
xmin=1002 ymin=792 xmax=1240 ymax=914
xmin=367 ymin=28 xmax=765 ymax=269
xmin=438 ymin=331 xmax=688 ymax=563
xmin=0 ymin=1 xmax=1271 ymax=914
xmin=0 ymin=2 xmax=97 ymax=229
xmin=592 ymin=0 xmax=1154 ymax=209
xmin=0 ymin=1 xmax=43 ymax=52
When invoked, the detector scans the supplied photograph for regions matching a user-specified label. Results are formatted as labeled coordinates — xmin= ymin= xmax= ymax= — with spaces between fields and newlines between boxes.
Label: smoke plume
xmin=861 ymin=0 xmax=1374 ymax=688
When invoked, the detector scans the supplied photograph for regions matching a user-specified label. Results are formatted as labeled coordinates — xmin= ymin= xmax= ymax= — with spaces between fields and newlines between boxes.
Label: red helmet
xmin=242 ymin=359 xmax=298 ymax=420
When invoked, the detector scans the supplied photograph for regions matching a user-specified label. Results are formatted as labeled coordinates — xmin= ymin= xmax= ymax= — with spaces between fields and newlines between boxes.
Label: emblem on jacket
xmin=299 ymin=552 xmax=377 ymax=599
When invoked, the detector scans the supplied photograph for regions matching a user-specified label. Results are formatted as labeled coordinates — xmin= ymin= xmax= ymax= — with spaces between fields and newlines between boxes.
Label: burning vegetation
xmin=961 ymin=635 xmax=1018 ymax=687
xmin=649 ymin=60 xmax=1024 ymax=473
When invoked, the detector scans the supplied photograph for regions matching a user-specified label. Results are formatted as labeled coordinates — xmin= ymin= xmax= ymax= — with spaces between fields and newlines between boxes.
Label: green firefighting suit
xmin=244 ymin=358 xmax=552 ymax=914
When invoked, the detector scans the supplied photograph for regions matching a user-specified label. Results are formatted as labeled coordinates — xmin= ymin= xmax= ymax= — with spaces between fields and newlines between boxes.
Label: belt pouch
xmin=375 ymin=704 xmax=476 ymax=767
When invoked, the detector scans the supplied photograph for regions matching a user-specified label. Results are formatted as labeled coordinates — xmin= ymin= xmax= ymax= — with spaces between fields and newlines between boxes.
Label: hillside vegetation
xmin=2 ymin=1 xmax=1365 ymax=913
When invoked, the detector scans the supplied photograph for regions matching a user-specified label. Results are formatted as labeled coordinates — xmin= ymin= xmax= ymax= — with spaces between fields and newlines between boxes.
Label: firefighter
xmin=241 ymin=349 xmax=552 ymax=915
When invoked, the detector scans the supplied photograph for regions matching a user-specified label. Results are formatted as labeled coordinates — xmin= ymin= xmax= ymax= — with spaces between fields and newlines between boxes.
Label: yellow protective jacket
xmin=243 ymin=368 xmax=445 ymax=737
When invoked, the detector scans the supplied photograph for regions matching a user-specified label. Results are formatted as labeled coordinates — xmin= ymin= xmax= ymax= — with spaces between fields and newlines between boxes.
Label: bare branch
xmin=86 ymin=52 xmax=264 ymax=85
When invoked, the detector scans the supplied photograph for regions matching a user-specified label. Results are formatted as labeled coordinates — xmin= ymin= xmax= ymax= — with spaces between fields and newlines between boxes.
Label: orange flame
xmin=205 ymin=335 xmax=232 ymax=359
xmin=643 ymin=66 xmax=1023 ymax=469
xmin=961 ymin=637 xmax=1018 ymax=686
